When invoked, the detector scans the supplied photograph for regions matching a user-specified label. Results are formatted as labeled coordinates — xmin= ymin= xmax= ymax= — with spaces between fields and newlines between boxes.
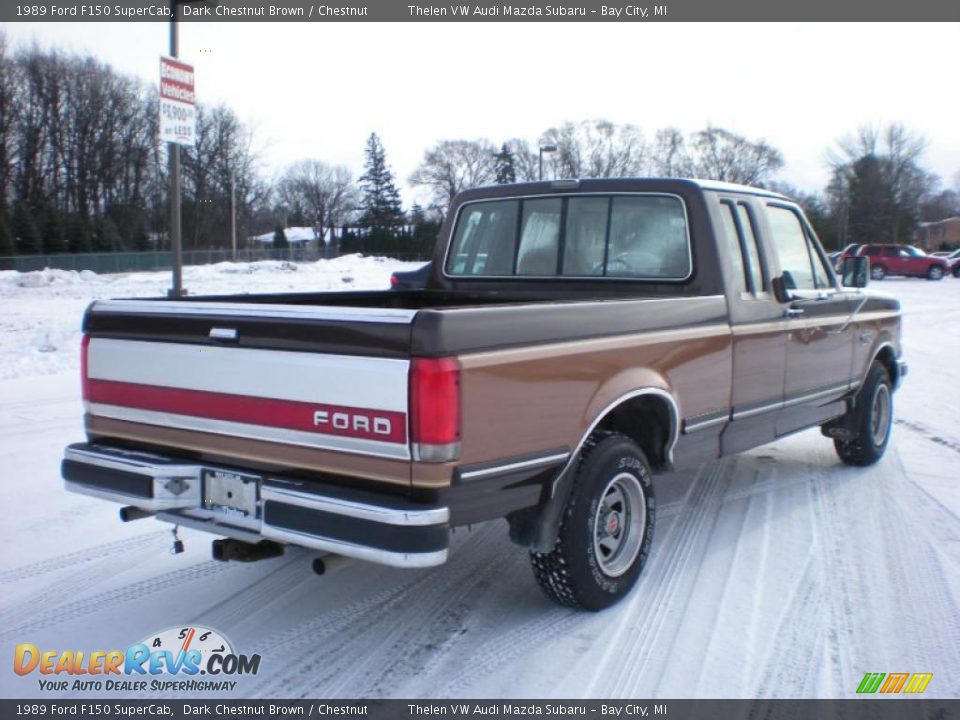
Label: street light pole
xmin=539 ymin=144 xmax=558 ymax=181
xmin=167 ymin=0 xmax=184 ymax=297
xmin=230 ymin=170 xmax=237 ymax=261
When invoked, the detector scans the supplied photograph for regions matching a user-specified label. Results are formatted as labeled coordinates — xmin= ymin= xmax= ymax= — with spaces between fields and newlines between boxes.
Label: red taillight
xmin=410 ymin=357 xmax=461 ymax=462
xmin=390 ymin=274 xmax=399 ymax=287
xmin=80 ymin=334 xmax=91 ymax=401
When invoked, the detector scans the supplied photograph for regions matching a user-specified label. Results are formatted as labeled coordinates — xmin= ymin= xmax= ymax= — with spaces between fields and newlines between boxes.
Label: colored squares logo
xmin=857 ymin=672 xmax=932 ymax=694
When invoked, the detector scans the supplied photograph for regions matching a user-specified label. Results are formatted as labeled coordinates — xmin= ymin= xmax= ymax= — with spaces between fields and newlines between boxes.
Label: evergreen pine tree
xmin=94 ymin=216 xmax=122 ymax=252
xmin=358 ymin=133 xmax=404 ymax=230
xmin=133 ymin=219 xmax=151 ymax=251
xmin=409 ymin=203 xmax=427 ymax=226
xmin=65 ymin=214 xmax=93 ymax=254
xmin=13 ymin=203 xmax=42 ymax=255
xmin=494 ymin=143 xmax=517 ymax=184
xmin=41 ymin=203 xmax=66 ymax=255
xmin=0 ymin=205 xmax=14 ymax=257
xmin=272 ymin=225 xmax=289 ymax=249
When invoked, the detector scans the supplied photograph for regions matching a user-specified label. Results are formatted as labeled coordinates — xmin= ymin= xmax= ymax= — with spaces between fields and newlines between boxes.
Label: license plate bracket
xmin=202 ymin=469 xmax=260 ymax=519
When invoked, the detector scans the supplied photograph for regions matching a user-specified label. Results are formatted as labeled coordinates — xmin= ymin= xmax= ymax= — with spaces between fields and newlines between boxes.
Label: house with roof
xmin=915 ymin=217 xmax=960 ymax=251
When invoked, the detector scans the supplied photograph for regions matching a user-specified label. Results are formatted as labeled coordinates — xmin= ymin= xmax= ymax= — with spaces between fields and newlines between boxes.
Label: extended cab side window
xmin=719 ymin=202 xmax=749 ymax=294
xmin=765 ymin=205 xmax=828 ymax=291
xmin=737 ymin=204 xmax=765 ymax=292
xmin=719 ymin=200 xmax=766 ymax=296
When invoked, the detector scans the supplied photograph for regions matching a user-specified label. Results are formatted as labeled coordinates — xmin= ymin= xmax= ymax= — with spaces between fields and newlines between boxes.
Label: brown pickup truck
xmin=62 ymin=178 xmax=906 ymax=610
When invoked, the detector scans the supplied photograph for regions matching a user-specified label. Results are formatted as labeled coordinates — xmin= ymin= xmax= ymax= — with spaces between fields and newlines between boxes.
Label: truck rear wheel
xmin=530 ymin=433 xmax=655 ymax=611
xmin=834 ymin=362 xmax=893 ymax=467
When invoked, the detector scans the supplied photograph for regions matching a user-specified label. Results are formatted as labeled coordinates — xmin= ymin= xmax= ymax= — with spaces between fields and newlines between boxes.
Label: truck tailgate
xmin=81 ymin=299 xmax=417 ymax=485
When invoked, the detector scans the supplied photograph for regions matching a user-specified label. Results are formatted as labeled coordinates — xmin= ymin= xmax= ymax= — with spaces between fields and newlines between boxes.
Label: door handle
xmin=784 ymin=307 xmax=804 ymax=318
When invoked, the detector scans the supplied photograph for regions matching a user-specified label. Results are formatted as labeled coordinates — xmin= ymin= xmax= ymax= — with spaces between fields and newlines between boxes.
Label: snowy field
xmin=0 ymin=258 xmax=958 ymax=700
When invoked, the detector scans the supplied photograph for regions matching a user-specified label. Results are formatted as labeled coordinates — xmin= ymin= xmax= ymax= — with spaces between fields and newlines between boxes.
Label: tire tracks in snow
xmin=895 ymin=418 xmax=960 ymax=457
xmin=0 ymin=531 xmax=168 ymax=584
xmin=244 ymin=524 xmax=506 ymax=698
xmin=0 ymin=561 xmax=233 ymax=643
xmin=578 ymin=457 xmax=736 ymax=697
xmin=882 ymin=449 xmax=960 ymax=678
xmin=0 ymin=531 xmax=170 ymax=628
xmin=806 ymin=449 xmax=863 ymax=696
xmin=752 ymin=554 xmax=827 ymax=699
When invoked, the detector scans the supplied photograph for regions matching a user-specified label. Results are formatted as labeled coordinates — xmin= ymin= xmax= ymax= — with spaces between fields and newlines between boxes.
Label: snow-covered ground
xmin=0 ymin=260 xmax=957 ymax=700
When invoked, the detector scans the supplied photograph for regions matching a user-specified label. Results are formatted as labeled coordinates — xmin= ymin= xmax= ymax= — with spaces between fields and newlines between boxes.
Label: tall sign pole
xmin=160 ymin=6 xmax=196 ymax=297
xmin=230 ymin=170 xmax=237 ymax=261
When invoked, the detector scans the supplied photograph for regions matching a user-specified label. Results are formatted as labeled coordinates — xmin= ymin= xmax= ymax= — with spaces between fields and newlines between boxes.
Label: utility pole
xmin=167 ymin=0 xmax=185 ymax=297
xmin=230 ymin=170 xmax=237 ymax=261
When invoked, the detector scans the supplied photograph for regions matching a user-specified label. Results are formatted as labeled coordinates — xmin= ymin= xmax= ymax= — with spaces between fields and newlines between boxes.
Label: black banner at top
xmin=4 ymin=0 xmax=960 ymax=22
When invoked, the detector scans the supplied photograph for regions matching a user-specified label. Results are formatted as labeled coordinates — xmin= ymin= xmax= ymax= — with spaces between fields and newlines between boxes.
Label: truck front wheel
xmin=530 ymin=433 xmax=655 ymax=611
xmin=834 ymin=362 xmax=893 ymax=467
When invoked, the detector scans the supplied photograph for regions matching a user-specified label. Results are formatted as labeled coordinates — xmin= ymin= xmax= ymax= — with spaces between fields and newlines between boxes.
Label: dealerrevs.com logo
xmin=14 ymin=625 xmax=260 ymax=693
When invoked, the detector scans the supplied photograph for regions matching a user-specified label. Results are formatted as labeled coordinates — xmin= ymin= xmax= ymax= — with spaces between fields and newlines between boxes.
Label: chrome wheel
xmin=871 ymin=265 xmax=886 ymax=280
xmin=593 ymin=472 xmax=646 ymax=578
xmin=870 ymin=382 xmax=891 ymax=447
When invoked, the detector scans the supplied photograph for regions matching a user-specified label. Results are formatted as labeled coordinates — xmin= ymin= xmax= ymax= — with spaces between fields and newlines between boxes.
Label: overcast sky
xmin=5 ymin=21 xmax=960 ymax=206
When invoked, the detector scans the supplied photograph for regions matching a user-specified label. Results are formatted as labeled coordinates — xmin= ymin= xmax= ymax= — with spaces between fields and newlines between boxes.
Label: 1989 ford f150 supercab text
xmin=62 ymin=178 xmax=906 ymax=610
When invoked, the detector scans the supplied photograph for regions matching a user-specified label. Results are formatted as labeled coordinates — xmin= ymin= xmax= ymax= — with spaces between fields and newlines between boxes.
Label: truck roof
xmin=457 ymin=177 xmax=789 ymax=202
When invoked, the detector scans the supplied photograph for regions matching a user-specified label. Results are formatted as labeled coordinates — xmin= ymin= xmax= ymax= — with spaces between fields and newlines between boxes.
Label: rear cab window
xmin=445 ymin=193 xmax=692 ymax=280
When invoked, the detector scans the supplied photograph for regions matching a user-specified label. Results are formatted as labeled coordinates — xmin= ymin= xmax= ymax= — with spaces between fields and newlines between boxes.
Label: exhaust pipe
xmin=212 ymin=538 xmax=284 ymax=563
xmin=312 ymin=554 xmax=353 ymax=576
xmin=119 ymin=506 xmax=153 ymax=522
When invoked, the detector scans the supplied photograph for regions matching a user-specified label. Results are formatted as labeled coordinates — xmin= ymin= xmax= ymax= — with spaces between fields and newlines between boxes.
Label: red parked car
xmin=857 ymin=244 xmax=949 ymax=281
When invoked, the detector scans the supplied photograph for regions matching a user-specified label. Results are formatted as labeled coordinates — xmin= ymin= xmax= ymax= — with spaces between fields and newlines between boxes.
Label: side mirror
xmin=772 ymin=271 xmax=797 ymax=303
xmin=842 ymin=256 xmax=869 ymax=288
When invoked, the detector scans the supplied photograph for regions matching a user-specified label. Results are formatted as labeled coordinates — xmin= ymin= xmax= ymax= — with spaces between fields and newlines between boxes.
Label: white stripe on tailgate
xmin=87 ymin=339 xmax=409 ymax=412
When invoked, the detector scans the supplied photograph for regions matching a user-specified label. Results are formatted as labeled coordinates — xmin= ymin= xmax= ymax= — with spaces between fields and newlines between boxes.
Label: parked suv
xmin=858 ymin=244 xmax=949 ymax=280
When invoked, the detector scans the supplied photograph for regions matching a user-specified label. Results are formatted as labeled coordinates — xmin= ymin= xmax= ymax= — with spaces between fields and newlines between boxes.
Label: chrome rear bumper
xmin=62 ymin=442 xmax=449 ymax=568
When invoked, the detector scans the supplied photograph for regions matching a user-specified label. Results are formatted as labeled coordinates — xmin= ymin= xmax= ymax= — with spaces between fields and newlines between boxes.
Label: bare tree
xmin=540 ymin=120 xmax=646 ymax=179
xmin=649 ymin=127 xmax=694 ymax=178
xmin=0 ymin=33 xmax=19 ymax=209
xmin=409 ymin=139 xmax=497 ymax=216
xmin=688 ymin=126 xmax=783 ymax=186
xmin=275 ymin=160 xmax=357 ymax=245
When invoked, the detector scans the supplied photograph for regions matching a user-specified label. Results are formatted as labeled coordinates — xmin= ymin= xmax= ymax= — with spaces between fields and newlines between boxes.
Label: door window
xmin=765 ymin=205 xmax=831 ymax=291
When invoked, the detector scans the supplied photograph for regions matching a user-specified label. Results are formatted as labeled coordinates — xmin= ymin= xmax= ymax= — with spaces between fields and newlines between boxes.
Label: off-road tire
xmin=927 ymin=265 xmax=944 ymax=281
xmin=870 ymin=264 xmax=887 ymax=281
xmin=530 ymin=433 xmax=655 ymax=611
xmin=834 ymin=362 xmax=893 ymax=467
